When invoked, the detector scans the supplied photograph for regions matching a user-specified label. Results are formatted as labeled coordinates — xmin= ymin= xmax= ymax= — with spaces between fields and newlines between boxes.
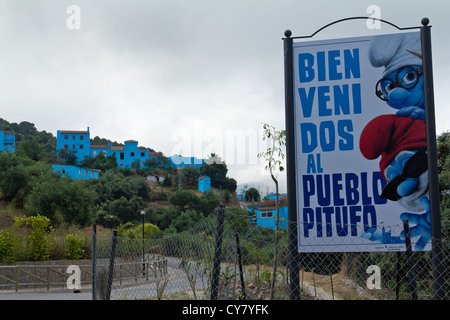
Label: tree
xmin=109 ymin=196 xmax=144 ymax=224
xmin=437 ymin=131 xmax=450 ymax=239
xmin=25 ymin=176 xmax=96 ymax=227
xmin=257 ymin=123 xmax=286 ymax=299
xmin=56 ymin=147 xmax=77 ymax=165
xmin=82 ymin=153 xmax=118 ymax=171
xmin=180 ymin=166 xmax=200 ymax=187
xmin=200 ymin=153 xmax=237 ymax=192
xmin=245 ymin=187 xmax=260 ymax=202
xmin=168 ymin=189 xmax=200 ymax=212
xmin=0 ymin=152 xmax=28 ymax=202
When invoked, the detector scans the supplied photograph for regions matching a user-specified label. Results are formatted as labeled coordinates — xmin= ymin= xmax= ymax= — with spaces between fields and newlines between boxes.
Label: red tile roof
xmin=60 ymin=130 xmax=89 ymax=134
xmin=247 ymin=196 xmax=288 ymax=208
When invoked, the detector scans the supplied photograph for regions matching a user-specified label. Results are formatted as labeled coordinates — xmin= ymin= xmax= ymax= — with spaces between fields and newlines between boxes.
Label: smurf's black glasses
xmin=376 ymin=65 xmax=423 ymax=101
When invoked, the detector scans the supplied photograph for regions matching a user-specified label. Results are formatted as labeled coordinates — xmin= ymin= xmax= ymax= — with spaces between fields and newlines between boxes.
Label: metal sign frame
xmin=283 ymin=17 xmax=443 ymax=300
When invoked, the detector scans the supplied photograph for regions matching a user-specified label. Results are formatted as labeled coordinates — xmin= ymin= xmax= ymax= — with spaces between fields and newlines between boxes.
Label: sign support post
xmin=420 ymin=18 xmax=445 ymax=300
xmin=283 ymin=29 xmax=301 ymax=300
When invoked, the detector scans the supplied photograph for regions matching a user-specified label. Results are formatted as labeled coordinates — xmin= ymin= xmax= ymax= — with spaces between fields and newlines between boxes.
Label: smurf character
xmin=359 ymin=114 xmax=428 ymax=212
xmin=369 ymin=32 xmax=425 ymax=120
xmin=359 ymin=32 xmax=431 ymax=250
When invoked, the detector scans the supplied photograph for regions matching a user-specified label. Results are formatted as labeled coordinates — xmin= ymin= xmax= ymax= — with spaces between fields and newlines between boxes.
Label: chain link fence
xmin=91 ymin=206 xmax=449 ymax=300
xmin=92 ymin=208 xmax=450 ymax=300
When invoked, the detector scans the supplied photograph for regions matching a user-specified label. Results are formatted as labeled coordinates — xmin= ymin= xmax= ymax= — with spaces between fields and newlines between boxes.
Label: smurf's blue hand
xmin=400 ymin=197 xmax=431 ymax=250
xmin=397 ymin=177 xmax=419 ymax=197
xmin=396 ymin=106 xmax=425 ymax=120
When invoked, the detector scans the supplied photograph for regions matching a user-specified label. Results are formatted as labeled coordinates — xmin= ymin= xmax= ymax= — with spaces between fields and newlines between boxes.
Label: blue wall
xmin=198 ymin=176 xmax=211 ymax=192
xmin=247 ymin=198 xmax=289 ymax=230
xmin=56 ymin=128 xmax=153 ymax=168
xmin=0 ymin=130 xmax=15 ymax=152
xmin=169 ymin=155 xmax=204 ymax=169
xmin=56 ymin=127 xmax=205 ymax=170
xmin=91 ymin=140 xmax=153 ymax=168
xmin=254 ymin=206 xmax=288 ymax=230
xmin=52 ymin=165 xmax=100 ymax=180
xmin=56 ymin=129 xmax=91 ymax=164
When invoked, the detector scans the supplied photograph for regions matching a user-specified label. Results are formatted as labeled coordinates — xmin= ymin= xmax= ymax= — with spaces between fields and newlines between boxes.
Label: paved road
xmin=0 ymin=259 xmax=204 ymax=300
xmin=0 ymin=289 xmax=92 ymax=300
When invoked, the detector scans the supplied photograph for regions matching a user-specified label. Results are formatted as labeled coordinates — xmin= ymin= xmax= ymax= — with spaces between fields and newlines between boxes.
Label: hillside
xmin=0 ymin=118 xmax=158 ymax=163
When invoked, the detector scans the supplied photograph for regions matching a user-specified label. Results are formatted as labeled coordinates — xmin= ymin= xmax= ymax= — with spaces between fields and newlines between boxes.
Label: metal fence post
xmin=105 ymin=230 xmax=118 ymax=300
xmin=92 ymin=223 xmax=97 ymax=300
xmin=210 ymin=205 xmax=225 ymax=300
xmin=235 ymin=232 xmax=246 ymax=299
xmin=403 ymin=220 xmax=418 ymax=300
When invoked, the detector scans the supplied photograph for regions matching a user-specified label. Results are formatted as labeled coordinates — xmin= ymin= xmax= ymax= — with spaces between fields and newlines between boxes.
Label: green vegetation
xmin=0 ymin=118 xmax=242 ymax=262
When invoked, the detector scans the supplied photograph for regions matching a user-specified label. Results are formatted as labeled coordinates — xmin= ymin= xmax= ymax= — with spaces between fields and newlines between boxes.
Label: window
xmin=93 ymin=151 xmax=97 ymax=157
xmin=131 ymin=152 xmax=135 ymax=157
xmin=80 ymin=136 xmax=84 ymax=140
xmin=79 ymin=169 xmax=82 ymax=175
xmin=80 ymin=145 xmax=84 ymax=149
xmin=120 ymin=161 xmax=124 ymax=166
xmin=64 ymin=144 xmax=68 ymax=149
xmin=64 ymin=135 xmax=68 ymax=140
xmin=73 ymin=135 xmax=75 ymax=140
xmin=260 ymin=209 xmax=273 ymax=218
xmin=72 ymin=144 xmax=75 ymax=149
xmin=120 ymin=153 xmax=124 ymax=160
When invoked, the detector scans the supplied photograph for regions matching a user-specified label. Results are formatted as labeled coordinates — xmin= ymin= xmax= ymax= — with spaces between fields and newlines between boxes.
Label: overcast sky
xmin=1 ymin=0 xmax=449 ymax=194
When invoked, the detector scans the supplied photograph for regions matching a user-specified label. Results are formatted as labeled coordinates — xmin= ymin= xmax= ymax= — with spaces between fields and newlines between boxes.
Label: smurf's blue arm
xmin=396 ymin=106 xmax=425 ymax=120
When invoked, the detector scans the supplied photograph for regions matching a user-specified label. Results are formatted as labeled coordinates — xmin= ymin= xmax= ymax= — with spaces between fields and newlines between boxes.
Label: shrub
xmin=0 ymin=230 xmax=16 ymax=263
xmin=65 ymin=234 xmax=86 ymax=260
xmin=12 ymin=215 xmax=53 ymax=261
xmin=117 ymin=222 xmax=162 ymax=239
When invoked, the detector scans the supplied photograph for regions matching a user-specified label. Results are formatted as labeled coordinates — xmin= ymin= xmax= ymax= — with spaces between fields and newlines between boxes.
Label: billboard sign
xmin=292 ymin=31 xmax=431 ymax=252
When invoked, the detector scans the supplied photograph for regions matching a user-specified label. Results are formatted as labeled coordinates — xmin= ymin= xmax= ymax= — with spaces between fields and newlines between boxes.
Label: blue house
xmin=237 ymin=190 xmax=246 ymax=201
xmin=52 ymin=165 xmax=100 ymax=180
xmin=90 ymin=140 xmax=152 ymax=168
xmin=56 ymin=128 xmax=91 ymax=164
xmin=56 ymin=127 xmax=205 ymax=170
xmin=0 ymin=130 xmax=15 ymax=152
xmin=56 ymin=128 xmax=153 ymax=168
xmin=169 ymin=155 xmax=204 ymax=169
xmin=247 ymin=196 xmax=288 ymax=230
xmin=198 ymin=175 xmax=211 ymax=192
xmin=265 ymin=192 xmax=287 ymax=200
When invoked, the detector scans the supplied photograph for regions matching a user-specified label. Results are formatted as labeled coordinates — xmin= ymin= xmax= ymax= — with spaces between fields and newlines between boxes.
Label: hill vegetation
xmin=0 ymin=118 xmax=241 ymax=262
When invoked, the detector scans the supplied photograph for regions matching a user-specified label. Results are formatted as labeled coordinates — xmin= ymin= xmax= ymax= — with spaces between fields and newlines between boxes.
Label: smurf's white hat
xmin=368 ymin=32 xmax=422 ymax=77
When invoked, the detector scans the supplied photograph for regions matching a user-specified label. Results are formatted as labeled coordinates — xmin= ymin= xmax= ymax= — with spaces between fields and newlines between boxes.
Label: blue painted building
xmin=56 ymin=128 xmax=153 ymax=168
xmin=247 ymin=196 xmax=288 ymax=230
xmin=237 ymin=190 xmax=246 ymax=201
xmin=90 ymin=140 xmax=152 ymax=168
xmin=169 ymin=155 xmax=204 ymax=169
xmin=0 ymin=130 xmax=15 ymax=152
xmin=52 ymin=165 xmax=100 ymax=180
xmin=198 ymin=175 xmax=211 ymax=193
xmin=265 ymin=192 xmax=288 ymax=200
xmin=56 ymin=127 xmax=205 ymax=170
xmin=56 ymin=128 xmax=91 ymax=164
